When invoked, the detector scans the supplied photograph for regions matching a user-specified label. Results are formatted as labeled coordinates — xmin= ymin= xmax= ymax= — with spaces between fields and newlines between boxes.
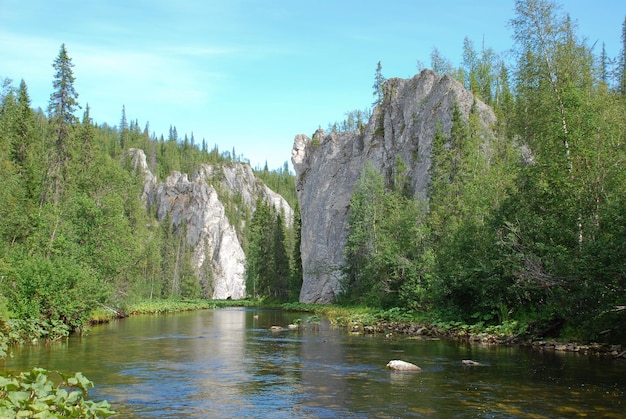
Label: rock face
xmin=128 ymin=149 xmax=292 ymax=299
xmin=292 ymin=70 xmax=496 ymax=303
xmin=195 ymin=163 xmax=294 ymax=227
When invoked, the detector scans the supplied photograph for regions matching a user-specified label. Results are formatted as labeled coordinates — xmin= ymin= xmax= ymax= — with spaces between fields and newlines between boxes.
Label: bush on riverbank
xmin=0 ymin=368 xmax=115 ymax=418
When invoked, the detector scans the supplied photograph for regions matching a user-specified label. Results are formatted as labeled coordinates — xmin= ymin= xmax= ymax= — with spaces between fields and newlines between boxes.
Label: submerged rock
xmin=386 ymin=360 xmax=421 ymax=371
xmin=462 ymin=360 xmax=484 ymax=366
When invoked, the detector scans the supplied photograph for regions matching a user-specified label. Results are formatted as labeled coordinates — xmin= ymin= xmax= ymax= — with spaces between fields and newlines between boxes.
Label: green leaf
xmin=8 ymin=390 xmax=30 ymax=404
xmin=67 ymin=372 xmax=93 ymax=394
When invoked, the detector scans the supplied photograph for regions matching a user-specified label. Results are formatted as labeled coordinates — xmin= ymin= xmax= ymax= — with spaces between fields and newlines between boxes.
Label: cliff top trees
xmin=372 ymin=61 xmax=386 ymax=107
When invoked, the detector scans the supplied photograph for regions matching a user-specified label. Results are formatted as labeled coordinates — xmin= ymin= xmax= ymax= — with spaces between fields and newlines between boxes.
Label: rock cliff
xmin=292 ymin=70 xmax=497 ymax=303
xmin=128 ymin=149 xmax=292 ymax=299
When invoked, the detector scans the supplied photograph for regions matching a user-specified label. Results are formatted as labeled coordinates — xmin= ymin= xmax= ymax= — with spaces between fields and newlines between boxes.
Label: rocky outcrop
xmin=128 ymin=149 xmax=292 ymax=300
xmin=195 ymin=163 xmax=293 ymax=228
xmin=127 ymin=147 xmax=156 ymax=204
xmin=292 ymin=70 xmax=497 ymax=303
xmin=152 ymin=171 xmax=246 ymax=299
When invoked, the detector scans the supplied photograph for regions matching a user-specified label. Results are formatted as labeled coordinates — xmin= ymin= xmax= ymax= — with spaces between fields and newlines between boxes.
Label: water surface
xmin=2 ymin=308 xmax=625 ymax=418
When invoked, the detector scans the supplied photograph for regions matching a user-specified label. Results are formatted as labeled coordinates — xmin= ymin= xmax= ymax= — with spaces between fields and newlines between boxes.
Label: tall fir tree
xmin=119 ymin=104 xmax=128 ymax=151
xmin=372 ymin=61 xmax=386 ymax=107
xmin=620 ymin=15 xmax=626 ymax=95
xmin=47 ymin=43 xmax=80 ymax=204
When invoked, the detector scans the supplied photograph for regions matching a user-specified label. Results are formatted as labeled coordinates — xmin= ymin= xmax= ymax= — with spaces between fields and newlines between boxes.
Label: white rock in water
xmin=462 ymin=359 xmax=484 ymax=366
xmin=386 ymin=360 xmax=421 ymax=371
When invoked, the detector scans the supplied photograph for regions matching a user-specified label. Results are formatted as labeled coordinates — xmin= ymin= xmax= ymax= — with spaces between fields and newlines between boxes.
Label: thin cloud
xmin=0 ymin=31 xmax=60 ymax=81
xmin=162 ymin=45 xmax=239 ymax=57
xmin=70 ymin=43 xmax=228 ymax=107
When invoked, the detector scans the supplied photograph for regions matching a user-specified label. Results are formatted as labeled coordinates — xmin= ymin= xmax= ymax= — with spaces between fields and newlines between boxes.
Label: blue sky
xmin=1 ymin=1 xmax=623 ymax=170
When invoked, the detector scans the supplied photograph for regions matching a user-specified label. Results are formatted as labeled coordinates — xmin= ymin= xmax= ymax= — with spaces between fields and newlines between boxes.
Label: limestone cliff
xmin=128 ymin=149 xmax=293 ymax=299
xmin=292 ymin=70 xmax=497 ymax=303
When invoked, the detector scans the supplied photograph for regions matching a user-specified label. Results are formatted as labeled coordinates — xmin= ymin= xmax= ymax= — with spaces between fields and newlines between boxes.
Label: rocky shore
xmin=348 ymin=321 xmax=626 ymax=359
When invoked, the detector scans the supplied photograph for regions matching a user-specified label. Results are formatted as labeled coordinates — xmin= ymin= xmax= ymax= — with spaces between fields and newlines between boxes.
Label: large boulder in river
xmin=292 ymin=69 xmax=497 ymax=303
xmin=386 ymin=360 xmax=421 ymax=371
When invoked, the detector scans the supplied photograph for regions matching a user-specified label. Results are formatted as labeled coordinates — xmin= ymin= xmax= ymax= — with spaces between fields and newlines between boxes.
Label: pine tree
xmin=10 ymin=80 xmax=35 ymax=166
xmin=245 ymin=198 xmax=274 ymax=298
xmin=617 ymin=16 xmax=626 ymax=96
xmin=73 ymin=104 xmax=96 ymax=190
xmin=372 ymin=61 xmax=386 ymax=107
xmin=272 ymin=212 xmax=290 ymax=300
xmin=430 ymin=47 xmax=454 ymax=76
xmin=0 ymin=80 xmax=31 ymax=245
xmin=47 ymin=43 xmax=80 ymax=204
xmin=119 ymin=105 xmax=128 ymax=150
xmin=289 ymin=201 xmax=303 ymax=301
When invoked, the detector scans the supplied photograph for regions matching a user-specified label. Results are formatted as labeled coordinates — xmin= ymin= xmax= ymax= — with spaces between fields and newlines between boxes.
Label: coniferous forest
xmin=0 ymin=42 xmax=299 ymax=345
xmin=0 ymin=0 xmax=625 ymax=351
xmin=339 ymin=1 xmax=626 ymax=343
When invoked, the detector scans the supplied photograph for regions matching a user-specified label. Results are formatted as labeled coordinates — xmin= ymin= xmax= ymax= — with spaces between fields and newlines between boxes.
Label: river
xmin=2 ymin=308 xmax=625 ymax=418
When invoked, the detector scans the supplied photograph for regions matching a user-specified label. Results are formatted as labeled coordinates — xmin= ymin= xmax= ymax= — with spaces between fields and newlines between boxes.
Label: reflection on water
xmin=2 ymin=308 xmax=625 ymax=418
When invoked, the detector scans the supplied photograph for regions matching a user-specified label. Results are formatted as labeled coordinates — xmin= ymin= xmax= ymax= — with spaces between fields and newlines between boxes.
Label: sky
xmin=1 ymin=1 xmax=623 ymax=170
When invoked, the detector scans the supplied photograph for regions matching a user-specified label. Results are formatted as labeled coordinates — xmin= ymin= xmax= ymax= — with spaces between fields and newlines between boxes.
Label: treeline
xmin=245 ymin=198 xmax=302 ymax=302
xmin=0 ymin=44 xmax=297 ymax=340
xmin=341 ymin=0 xmax=626 ymax=342
xmin=253 ymin=161 xmax=297 ymax=209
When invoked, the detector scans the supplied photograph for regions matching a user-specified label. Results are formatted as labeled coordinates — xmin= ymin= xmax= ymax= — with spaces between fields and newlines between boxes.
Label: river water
xmin=1 ymin=308 xmax=625 ymax=418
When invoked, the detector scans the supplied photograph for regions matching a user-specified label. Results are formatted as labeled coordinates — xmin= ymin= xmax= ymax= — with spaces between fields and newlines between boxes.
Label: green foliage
xmin=336 ymin=1 xmax=626 ymax=344
xmin=342 ymin=160 xmax=431 ymax=309
xmin=159 ymin=220 xmax=201 ymax=299
xmin=245 ymin=198 xmax=295 ymax=301
xmin=289 ymin=202 xmax=303 ymax=301
xmin=0 ymin=368 xmax=115 ymax=418
xmin=0 ymin=253 xmax=104 ymax=332
xmin=327 ymin=108 xmax=371 ymax=135
xmin=253 ymin=162 xmax=297 ymax=209
xmin=372 ymin=61 xmax=386 ymax=107
xmin=426 ymin=103 xmax=518 ymax=321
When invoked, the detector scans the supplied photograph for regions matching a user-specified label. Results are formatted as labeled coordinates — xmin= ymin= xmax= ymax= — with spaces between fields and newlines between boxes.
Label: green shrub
xmin=0 ymin=368 xmax=115 ymax=418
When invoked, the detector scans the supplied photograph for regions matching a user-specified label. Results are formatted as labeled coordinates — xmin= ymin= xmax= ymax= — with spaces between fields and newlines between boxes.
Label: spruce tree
xmin=119 ymin=105 xmax=128 ymax=150
xmin=617 ymin=16 xmax=626 ymax=97
xmin=289 ymin=201 xmax=303 ymax=301
xmin=372 ymin=61 xmax=386 ymax=106
xmin=272 ymin=212 xmax=290 ymax=300
xmin=47 ymin=43 xmax=80 ymax=204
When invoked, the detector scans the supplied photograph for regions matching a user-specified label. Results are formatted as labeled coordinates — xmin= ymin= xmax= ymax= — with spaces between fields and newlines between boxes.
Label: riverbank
xmin=90 ymin=298 xmax=626 ymax=360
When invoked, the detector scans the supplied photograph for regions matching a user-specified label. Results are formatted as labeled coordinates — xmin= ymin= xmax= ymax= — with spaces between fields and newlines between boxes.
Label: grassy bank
xmin=84 ymin=299 xmax=626 ymax=358
xmin=88 ymin=299 xmax=529 ymax=342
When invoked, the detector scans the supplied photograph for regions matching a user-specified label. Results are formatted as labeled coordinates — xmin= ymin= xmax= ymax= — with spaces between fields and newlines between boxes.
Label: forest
xmin=0 ymin=41 xmax=299 ymax=346
xmin=340 ymin=0 xmax=626 ymax=343
xmin=0 ymin=0 xmax=625 ymax=350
